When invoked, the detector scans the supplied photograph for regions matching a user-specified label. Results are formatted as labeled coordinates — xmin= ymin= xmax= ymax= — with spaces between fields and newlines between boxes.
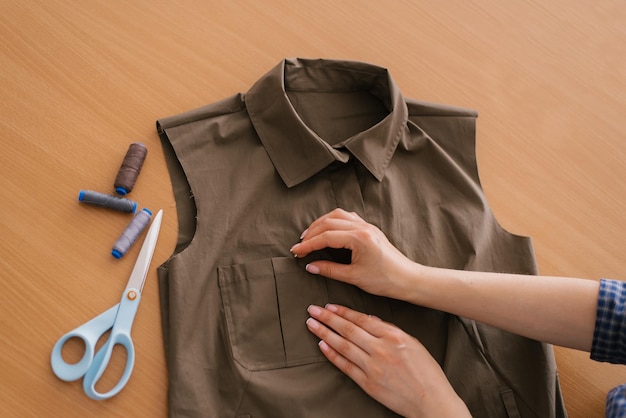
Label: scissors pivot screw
xmin=127 ymin=290 xmax=137 ymax=300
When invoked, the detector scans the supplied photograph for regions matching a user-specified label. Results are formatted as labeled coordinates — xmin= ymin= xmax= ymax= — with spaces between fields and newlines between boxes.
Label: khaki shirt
xmin=157 ymin=58 xmax=566 ymax=417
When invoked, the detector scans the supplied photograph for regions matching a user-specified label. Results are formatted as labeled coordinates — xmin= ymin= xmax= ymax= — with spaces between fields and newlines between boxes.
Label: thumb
xmin=305 ymin=260 xmax=354 ymax=284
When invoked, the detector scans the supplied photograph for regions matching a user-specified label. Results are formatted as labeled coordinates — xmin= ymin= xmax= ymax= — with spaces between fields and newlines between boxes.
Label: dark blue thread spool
xmin=78 ymin=190 xmax=138 ymax=213
xmin=114 ymin=142 xmax=148 ymax=196
xmin=112 ymin=208 xmax=153 ymax=259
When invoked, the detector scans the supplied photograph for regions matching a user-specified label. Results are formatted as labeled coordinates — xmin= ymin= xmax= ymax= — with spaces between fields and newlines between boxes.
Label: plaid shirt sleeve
xmin=590 ymin=278 xmax=626 ymax=418
xmin=606 ymin=384 xmax=626 ymax=418
xmin=591 ymin=278 xmax=626 ymax=364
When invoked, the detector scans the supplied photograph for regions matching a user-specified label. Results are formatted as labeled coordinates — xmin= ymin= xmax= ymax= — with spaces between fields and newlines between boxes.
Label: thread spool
xmin=114 ymin=142 xmax=148 ymax=196
xmin=112 ymin=208 xmax=153 ymax=259
xmin=78 ymin=190 xmax=138 ymax=213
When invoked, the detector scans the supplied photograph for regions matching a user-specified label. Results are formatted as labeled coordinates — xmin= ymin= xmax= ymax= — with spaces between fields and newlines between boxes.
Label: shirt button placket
xmin=327 ymin=157 xmax=366 ymax=217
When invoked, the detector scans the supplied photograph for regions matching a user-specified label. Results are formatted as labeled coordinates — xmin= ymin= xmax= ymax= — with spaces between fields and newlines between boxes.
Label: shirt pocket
xmin=217 ymin=257 xmax=330 ymax=371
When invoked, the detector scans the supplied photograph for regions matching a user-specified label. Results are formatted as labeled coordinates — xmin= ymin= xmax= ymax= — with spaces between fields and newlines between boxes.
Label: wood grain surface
xmin=1 ymin=1 xmax=625 ymax=416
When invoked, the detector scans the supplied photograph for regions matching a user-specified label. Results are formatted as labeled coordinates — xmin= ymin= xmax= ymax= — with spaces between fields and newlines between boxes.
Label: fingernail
xmin=300 ymin=228 xmax=308 ymax=239
xmin=306 ymin=317 xmax=320 ymax=330
xmin=318 ymin=340 xmax=330 ymax=352
xmin=325 ymin=304 xmax=338 ymax=313
xmin=307 ymin=304 xmax=322 ymax=316
xmin=306 ymin=263 xmax=321 ymax=275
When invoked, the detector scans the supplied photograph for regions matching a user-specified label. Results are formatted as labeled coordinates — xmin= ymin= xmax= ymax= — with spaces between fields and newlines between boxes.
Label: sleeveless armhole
xmin=157 ymin=122 xmax=198 ymax=256
xmin=469 ymin=120 xmax=538 ymax=275
xmin=155 ymin=94 xmax=248 ymax=261
xmin=407 ymin=99 xmax=536 ymax=274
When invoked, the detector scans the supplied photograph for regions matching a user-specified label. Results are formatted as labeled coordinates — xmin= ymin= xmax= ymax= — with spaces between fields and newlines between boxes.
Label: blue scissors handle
xmin=83 ymin=289 xmax=140 ymax=400
xmin=50 ymin=289 xmax=141 ymax=400
xmin=51 ymin=304 xmax=119 ymax=381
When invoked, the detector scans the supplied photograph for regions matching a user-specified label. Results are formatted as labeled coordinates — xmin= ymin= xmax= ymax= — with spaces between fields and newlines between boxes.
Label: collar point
xmin=372 ymin=171 xmax=386 ymax=182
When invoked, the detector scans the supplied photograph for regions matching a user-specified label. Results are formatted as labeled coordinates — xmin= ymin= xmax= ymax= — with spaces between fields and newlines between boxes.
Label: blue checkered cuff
xmin=607 ymin=383 xmax=626 ymax=418
xmin=591 ymin=279 xmax=626 ymax=364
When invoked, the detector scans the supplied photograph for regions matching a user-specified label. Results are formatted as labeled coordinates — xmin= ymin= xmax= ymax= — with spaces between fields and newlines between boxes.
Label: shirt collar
xmin=246 ymin=58 xmax=408 ymax=188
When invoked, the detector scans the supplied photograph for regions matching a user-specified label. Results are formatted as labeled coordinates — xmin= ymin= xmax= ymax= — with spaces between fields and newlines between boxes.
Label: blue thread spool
xmin=114 ymin=142 xmax=148 ymax=196
xmin=78 ymin=190 xmax=138 ymax=213
xmin=112 ymin=208 xmax=153 ymax=259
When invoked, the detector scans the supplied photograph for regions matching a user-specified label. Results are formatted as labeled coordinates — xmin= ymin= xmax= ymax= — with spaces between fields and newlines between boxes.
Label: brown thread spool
xmin=114 ymin=142 xmax=147 ymax=196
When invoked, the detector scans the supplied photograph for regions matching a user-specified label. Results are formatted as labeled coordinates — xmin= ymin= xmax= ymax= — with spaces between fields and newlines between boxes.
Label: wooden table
xmin=2 ymin=1 xmax=625 ymax=416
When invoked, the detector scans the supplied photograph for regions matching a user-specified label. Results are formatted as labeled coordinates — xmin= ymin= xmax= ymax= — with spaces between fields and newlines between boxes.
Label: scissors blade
xmin=125 ymin=209 xmax=163 ymax=293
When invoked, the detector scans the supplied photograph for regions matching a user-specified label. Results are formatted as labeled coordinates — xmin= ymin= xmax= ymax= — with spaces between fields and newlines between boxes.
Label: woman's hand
xmin=290 ymin=208 xmax=417 ymax=299
xmin=306 ymin=304 xmax=471 ymax=418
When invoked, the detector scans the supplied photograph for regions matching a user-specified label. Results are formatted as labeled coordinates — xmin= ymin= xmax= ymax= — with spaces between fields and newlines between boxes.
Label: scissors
xmin=51 ymin=209 xmax=163 ymax=400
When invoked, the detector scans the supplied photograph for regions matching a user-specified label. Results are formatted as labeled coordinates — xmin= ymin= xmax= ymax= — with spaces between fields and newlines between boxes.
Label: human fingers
xmin=300 ymin=208 xmax=364 ymax=240
xmin=306 ymin=304 xmax=383 ymax=353
xmin=302 ymin=259 xmax=352 ymax=280
xmin=306 ymin=315 xmax=370 ymax=378
xmin=320 ymin=304 xmax=390 ymax=338
xmin=306 ymin=305 xmax=371 ymax=360
xmin=290 ymin=228 xmax=357 ymax=259
xmin=316 ymin=339 xmax=368 ymax=387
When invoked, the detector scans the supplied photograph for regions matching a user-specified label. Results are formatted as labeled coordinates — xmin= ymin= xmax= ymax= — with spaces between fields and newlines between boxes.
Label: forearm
xmin=395 ymin=264 xmax=600 ymax=351
xmin=292 ymin=209 xmax=601 ymax=351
